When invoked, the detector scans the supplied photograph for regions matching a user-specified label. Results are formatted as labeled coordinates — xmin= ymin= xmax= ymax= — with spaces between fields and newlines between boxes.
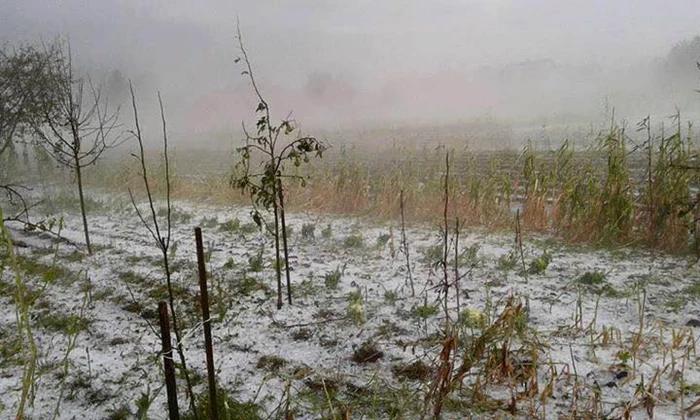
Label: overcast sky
xmin=2 ymin=0 xmax=700 ymax=135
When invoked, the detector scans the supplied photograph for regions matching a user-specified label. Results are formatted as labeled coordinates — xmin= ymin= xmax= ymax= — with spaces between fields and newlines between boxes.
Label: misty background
xmin=2 ymin=0 xmax=700 ymax=149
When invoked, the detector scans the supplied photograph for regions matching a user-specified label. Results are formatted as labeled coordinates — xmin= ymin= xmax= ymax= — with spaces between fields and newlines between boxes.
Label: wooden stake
xmin=195 ymin=227 xmax=219 ymax=420
xmin=159 ymin=301 xmax=180 ymax=420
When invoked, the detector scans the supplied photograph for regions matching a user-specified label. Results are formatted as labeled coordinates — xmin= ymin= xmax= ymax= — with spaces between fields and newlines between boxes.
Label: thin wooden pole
xmin=159 ymin=301 xmax=180 ymax=420
xmin=195 ymin=227 xmax=219 ymax=420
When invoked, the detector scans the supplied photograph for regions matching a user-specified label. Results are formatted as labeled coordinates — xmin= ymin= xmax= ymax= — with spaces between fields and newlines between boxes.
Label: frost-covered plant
xmin=1 ymin=207 xmax=77 ymax=418
xmin=324 ymin=265 xmax=344 ymax=290
xmin=459 ymin=308 xmax=487 ymax=330
xmin=528 ymin=251 xmax=551 ymax=275
xmin=497 ymin=251 xmax=518 ymax=271
xmin=321 ymin=223 xmax=333 ymax=239
xmin=247 ymin=246 xmax=264 ymax=272
xmin=376 ymin=232 xmax=391 ymax=248
xmin=422 ymin=244 xmax=443 ymax=265
xmin=384 ymin=290 xmax=397 ymax=305
xmin=182 ymin=386 xmax=262 ymax=420
xmin=343 ymin=233 xmax=364 ymax=249
xmin=301 ymin=223 xmax=315 ymax=241
xmin=576 ymin=270 xmax=606 ymax=286
xmin=220 ymin=217 xmax=240 ymax=232
xmin=200 ymin=216 xmax=218 ymax=229
xmin=346 ymin=289 xmax=366 ymax=326
xmin=53 ymin=274 xmax=91 ymax=418
xmin=414 ymin=303 xmax=438 ymax=320
xmin=458 ymin=244 xmax=480 ymax=267
xmin=211 ymin=273 xmax=231 ymax=322
xmin=168 ymin=239 xmax=178 ymax=260
xmin=1 ymin=210 xmax=37 ymax=418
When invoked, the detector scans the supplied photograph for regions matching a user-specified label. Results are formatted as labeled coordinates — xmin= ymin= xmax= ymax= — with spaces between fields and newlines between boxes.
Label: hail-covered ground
xmin=1 ymin=186 xmax=700 ymax=419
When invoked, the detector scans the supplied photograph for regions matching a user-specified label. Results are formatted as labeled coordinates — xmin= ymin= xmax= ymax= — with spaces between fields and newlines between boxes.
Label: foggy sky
xmin=2 ymin=0 xmax=700 ymax=142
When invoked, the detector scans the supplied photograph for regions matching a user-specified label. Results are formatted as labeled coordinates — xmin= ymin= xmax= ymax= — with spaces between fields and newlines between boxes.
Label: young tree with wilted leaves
xmin=231 ymin=22 xmax=327 ymax=309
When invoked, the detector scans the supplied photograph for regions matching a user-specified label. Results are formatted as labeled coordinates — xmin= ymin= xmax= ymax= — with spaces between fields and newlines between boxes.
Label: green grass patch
xmin=324 ymin=265 xmax=345 ymax=289
xmin=528 ymin=251 xmax=551 ymax=275
xmin=343 ymin=233 xmax=364 ymax=248
xmin=37 ymin=312 xmax=91 ymax=334
xmin=182 ymin=386 xmax=261 ymax=420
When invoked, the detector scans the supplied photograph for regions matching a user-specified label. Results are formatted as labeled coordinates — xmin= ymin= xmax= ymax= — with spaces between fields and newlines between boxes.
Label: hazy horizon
xmin=2 ymin=0 xmax=700 ymax=147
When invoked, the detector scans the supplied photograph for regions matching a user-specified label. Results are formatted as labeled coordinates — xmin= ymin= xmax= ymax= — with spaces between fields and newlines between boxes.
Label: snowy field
xmin=2 ymin=188 xmax=700 ymax=419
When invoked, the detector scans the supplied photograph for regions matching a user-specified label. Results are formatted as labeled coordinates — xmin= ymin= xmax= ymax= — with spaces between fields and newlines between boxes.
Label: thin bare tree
xmin=127 ymin=83 xmax=199 ymax=418
xmin=31 ymin=40 xmax=121 ymax=254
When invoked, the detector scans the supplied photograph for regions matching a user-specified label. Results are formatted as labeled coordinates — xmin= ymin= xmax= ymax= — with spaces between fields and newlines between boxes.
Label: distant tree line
xmin=663 ymin=35 xmax=700 ymax=84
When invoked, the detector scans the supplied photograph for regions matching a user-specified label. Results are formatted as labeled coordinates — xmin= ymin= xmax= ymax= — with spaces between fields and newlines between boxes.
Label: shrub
xmin=497 ymin=251 xmax=518 ymax=271
xmin=324 ymin=264 xmax=345 ymax=289
xmin=528 ymin=251 xmax=551 ymax=275
xmin=247 ymin=247 xmax=264 ymax=272
xmin=344 ymin=233 xmax=364 ymax=248
xmin=346 ymin=290 xmax=366 ymax=325
xmin=321 ymin=223 xmax=333 ymax=239
xmin=413 ymin=304 xmax=438 ymax=320
xmin=576 ymin=271 xmax=606 ymax=286
xmin=376 ymin=233 xmax=391 ymax=248
xmin=301 ymin=223 xmax=316 ymax=240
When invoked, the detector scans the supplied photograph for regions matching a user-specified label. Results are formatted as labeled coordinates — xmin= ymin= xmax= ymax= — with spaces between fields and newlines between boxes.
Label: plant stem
xmin=74 ymin=157 xmax=92 ymax=255
xmin=278 ymin=178 xmax=293 ymax=305
xmin=400 ymin=189 xmax=415 ymax=297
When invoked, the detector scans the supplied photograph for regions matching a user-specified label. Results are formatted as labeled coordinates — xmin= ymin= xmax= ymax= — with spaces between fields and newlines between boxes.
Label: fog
xmin=2 ymin=0 xmax=700 ymax=147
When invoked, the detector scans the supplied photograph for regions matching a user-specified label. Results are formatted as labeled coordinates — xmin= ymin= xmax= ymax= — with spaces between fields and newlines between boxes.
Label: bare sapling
xmin=399 ymin=189 xmax=415 ymax=296
xmin=127 ymin=83 xmax=198 ymax=418
xmin=441 ymin=151 xmax=451 ymax=326
xmin=31 ymin=39 xmax=122 ymax=255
